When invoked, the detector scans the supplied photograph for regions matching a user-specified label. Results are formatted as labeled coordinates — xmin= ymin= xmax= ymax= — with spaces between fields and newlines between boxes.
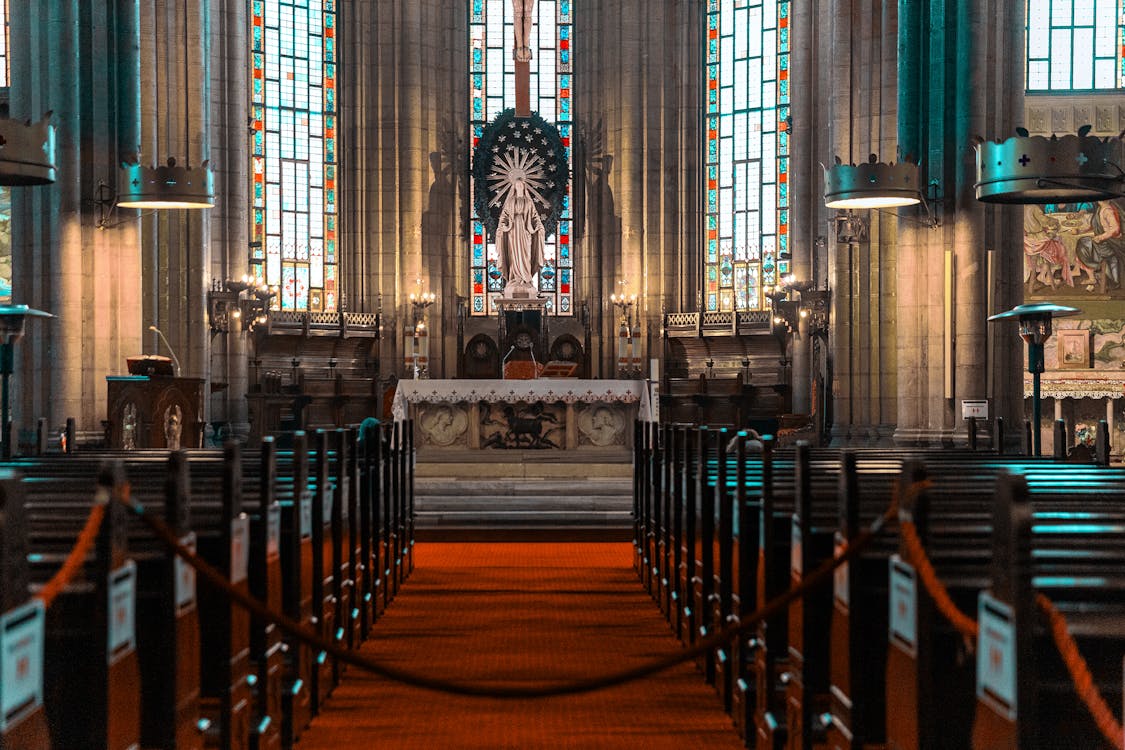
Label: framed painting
xmin=1057 ymin=329 xmax=1091 ymax=370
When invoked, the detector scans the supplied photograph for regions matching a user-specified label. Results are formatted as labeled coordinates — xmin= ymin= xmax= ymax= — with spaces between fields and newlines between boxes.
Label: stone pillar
xmin=10 ymin=0 xmax=144 ymax=440
xmin=580 ymin=0 xmax=703 ymax=376
xmin=207 ymin=0 xmax=250 ymax=437
xmin=138 ymin=0 xmax=211 ymax=394
xmin=895 ymin=0 xmax=1024 ymax=446
xmin=341 ymin=0 xmax=465 ymax=379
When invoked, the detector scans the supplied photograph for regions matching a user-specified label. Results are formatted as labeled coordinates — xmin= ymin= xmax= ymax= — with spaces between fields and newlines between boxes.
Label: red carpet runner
xmin=296 ymin=542 xmax=745 ymax=749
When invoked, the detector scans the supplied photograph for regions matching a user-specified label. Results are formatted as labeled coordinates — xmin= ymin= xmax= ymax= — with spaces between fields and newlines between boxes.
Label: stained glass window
xmin=469 ymin=0 xmax=574 ymax=316
xmin=250 ymin=0 xmax=337 ymax=312
xmin=1026 ymin=0 xmax=1125 ymax=90
xmin=705 ymin=0 xmax=790 ymax=313
xmin=0 ymin=0 xmax=9 ymax=87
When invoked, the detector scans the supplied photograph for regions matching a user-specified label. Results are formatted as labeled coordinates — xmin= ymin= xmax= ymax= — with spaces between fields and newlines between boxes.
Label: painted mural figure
xmin=1075 ymin=201 xmax=1125 ymax=295
xmin=513 ymin=0 xmax=535 ymax=62
xmin=1023 ymin=204 xmax=1070 ymax=289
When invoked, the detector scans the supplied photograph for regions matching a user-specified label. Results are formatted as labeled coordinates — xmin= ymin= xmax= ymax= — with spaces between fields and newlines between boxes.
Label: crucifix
xmin=513 ymin=0 xmax=535 ymax=117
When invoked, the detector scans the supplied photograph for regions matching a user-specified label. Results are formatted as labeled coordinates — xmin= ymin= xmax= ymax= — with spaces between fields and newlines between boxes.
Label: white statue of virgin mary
xmin=488 ymin=147 xmax=549 ymax=297
xmin=496 ymin=178 xmax=545 ymax=295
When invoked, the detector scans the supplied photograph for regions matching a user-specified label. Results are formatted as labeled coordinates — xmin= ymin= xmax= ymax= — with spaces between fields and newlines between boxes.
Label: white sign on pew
xmin=107 ymin=561 xmax=136 ymax=665
xmin=791 ymin=519 xmax=803 ymax=578
xmin=889 ymin=555 xmax=917 ymax=657
xmin=833 ymin=538 xmax=849 ymax=607
xmin=175 ymin=534 xmax=197 ymax=612
xmin=267 ymin=506 xmax=281 ymax=560
xmin=300 ymin=491 xmax=313 ymax=539
xmin=231 ymin=516 xmax=249 ymax=585
xmin=977 ymin=593 xmax=1017 ymax=721
xmin=0 ymin=600 xmax=44 ymax=732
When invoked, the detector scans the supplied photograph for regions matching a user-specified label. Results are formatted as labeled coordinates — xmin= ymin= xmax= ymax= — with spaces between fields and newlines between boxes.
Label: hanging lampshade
xmin=974 ymin=126 xmax=1123 ymax=204
xmin=822 ymin=154 xmax=922 ymax=209
xmin=0 ymin=114 xmax=57 ymax=186
xmin=117 ymin=157 xmax=214 ymax=209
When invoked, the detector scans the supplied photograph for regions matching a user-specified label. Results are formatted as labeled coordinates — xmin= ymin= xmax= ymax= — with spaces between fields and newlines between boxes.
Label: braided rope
xmin=34 ymin=482 xmax=120 ymax=608
xmin=898 ymin=520 xmax=979 ymax=641
xmin=1036 ymin=593 xmax=1124 ymax=750
xmin=121 ymin=485 xmax=905 ymax=699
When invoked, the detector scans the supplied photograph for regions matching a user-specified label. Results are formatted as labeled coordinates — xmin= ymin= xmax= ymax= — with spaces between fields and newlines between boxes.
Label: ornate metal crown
xmin=117 ymin=157 xmax=214 ymax=208
xmin=822 ymin=155 xmax=921 ymax=208
xmin=0 ymin=114 xmax=57 ymax=186
xmin=974 ymin=127 xmax=1123 ymax=204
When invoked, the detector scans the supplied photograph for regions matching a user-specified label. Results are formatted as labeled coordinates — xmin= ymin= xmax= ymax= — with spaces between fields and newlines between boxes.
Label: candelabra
xmin=207 ymin=276 xmax=276 ymax=334
xmin=407 ymin=290 xmax=436 ymax=379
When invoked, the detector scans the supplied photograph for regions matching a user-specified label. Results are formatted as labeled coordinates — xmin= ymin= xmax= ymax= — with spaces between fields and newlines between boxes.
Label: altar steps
xmin=413 ymin=459 xmax=633 ymax=539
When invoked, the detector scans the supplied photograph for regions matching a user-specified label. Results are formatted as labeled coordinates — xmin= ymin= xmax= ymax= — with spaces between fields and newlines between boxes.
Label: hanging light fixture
xmin=117 ymin=157 xmax=214 ymax=209
xmin=116 ymin=0 xmax=213 ymax=210
xmin=0 ymin=114 xmax=56 ymax=186
xmin=823 ymin=154 xmax=922 ymax=209
xmin=974 ymin=126 xmax=1124 ymax=204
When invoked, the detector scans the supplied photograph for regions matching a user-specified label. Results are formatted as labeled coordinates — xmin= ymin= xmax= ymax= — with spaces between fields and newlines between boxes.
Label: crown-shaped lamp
xmin=117 ymin=157 xmax=214 ymax=209
xmin=0 ymin=114 xmax=57 ymax=186
xmin=974 ymin=126 xmax=1124 ymax=204
xmin=823 ymin=154 xmax=922 ymax=209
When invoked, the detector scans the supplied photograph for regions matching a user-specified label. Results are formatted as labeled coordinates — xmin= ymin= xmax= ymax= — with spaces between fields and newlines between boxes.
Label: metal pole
xmin=1031 ymin=369 xmax=1041 ymax=457
xmin=1029 ymin=340 xmax=1044 ymax=457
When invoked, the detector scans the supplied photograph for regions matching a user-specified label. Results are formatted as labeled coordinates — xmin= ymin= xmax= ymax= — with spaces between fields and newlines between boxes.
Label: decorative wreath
xmin=472 ymin=108 xmax=569 ymax=242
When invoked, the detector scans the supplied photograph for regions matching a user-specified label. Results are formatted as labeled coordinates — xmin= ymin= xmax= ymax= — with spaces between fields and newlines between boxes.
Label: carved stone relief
xmin=576 ymin=402 xmax=627 ymax=447
xmin=479 ymin=400 xmax=565 ymax=449
xmin=417 ymin=403 xmax=470 ymax=447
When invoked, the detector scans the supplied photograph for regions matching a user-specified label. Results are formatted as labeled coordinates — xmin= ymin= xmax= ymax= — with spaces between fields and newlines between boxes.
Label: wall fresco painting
xmin=1025 ymin=199 xmax=1125 ymax=299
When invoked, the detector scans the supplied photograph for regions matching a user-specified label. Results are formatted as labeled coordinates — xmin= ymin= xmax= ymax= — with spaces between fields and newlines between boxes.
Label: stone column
xmin=580 ymin=0 xmax=703 ymax=376
xmin=207 ymin=0 xmax=250 ymax=437
xmin=10 ymin=0 xmax=143 ymax=440
xmin=138 ymin=0 xmax=211 ymax=393
xmin=341 ymin=0 xmax=465 ymax=379
xmin=895 ymin=0 xmax=1024 ymax=446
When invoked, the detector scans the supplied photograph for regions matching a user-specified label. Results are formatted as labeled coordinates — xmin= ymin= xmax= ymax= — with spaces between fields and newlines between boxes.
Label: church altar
xmin=392 ymin=379 xmax=648 ymax=451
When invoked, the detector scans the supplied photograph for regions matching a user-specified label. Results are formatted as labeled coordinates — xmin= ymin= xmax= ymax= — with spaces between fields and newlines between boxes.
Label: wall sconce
xmin=207 ymin=276 xmax=274 ymax=334
xmin=800 ymin=289 xmax=831 ymax=339
xmin=610 ymin=290 xmax=641 ymax=378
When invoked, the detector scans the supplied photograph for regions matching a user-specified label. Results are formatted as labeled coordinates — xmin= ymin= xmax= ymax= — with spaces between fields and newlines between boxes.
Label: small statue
xmin=122 ymin=402 xmax=137 ymax=451
xmin=164 ymin=404 xmax=183 ymax=451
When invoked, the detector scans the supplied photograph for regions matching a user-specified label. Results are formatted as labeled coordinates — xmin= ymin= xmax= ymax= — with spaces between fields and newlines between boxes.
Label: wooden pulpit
xmin=106 ymin=374 xmax=205 ymax=450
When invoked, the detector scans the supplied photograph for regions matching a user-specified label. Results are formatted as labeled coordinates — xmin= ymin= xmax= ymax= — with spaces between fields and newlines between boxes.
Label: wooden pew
xmin=0 ymin=469 xmax=51 ymax=748
xmin=27 ymin=463 xmax=142 ymax=750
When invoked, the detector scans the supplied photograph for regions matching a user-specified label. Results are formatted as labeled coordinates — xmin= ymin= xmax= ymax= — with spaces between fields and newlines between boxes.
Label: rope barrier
xmin=33 ymin=482 xmax=118 ymax=609
xmin=898 ymin=519 xmax=979 ymax=641
xmin=1036 ymin=593 xmax=1125 ymax=750
xmin=895 ymin=486 xmax=1122 ymax=747
xmin=119 ymin=484 xmax=906 ymax=699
